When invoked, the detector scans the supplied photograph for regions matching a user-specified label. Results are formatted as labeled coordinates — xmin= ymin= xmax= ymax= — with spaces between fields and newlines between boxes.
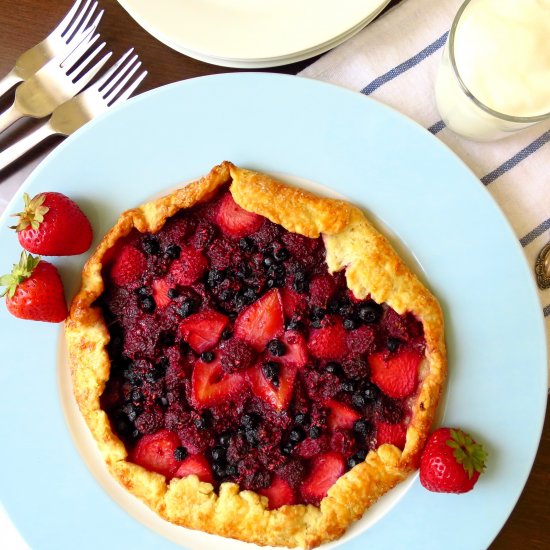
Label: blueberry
xmin=327 ymin=299 xmax=340 ymax=313
xmin=352 ymin=393 xmax=366 ymax=409
xmin=310 ymin=318 xmax=323 ymax=329
xmin=338 ymin=304 xmax=354 ymax=318
xmin=325 ymin=361 xmax=341 ymax=375
xmin=293 ymin=277 xmax=309 ymax=294
xmin=356 ymin=449 xmax=368 ymax=461
xmin=164 ymin=244 xmax=181 ymax=259
xmin=135 ymin=286 xmax=150 ymax=297
xmin=211 ymin=446 xmax=225 ymax=462
xmin=340 ymin=380 xmax=356 ymax=393
xmin=142 ymin=235 xmax=160 ymax=256
xmin=287 ymin=319 xmax=304 ymax=331
xmin=115 ymin=416 xmax=132 ymax=435
xmin=262 ymin=361 xmax=280 ymax=387
xmin=201 ymin=351 xmax=215 ymax=363
xmin=173 ymin=446 xmax=188 ymax=461
xmin=213 ymin=463 xmax=226 ymax=477
xmin=156 ymin=396 xmax=169 ymax=407
xmin=353 ymin=419 xmax=370 ymax=436
xmin=289 ymin=428 xmax=304 ymax=443
xmin=343 ymin=317 xmax=358 ymax=330
xmin=221 ymin=329 xmax=233 ymax=340
xmin=219 ymin=289 xmax=233 ymax=302
xmin=281 ymin=442 xmax=294 ymax=455
xmin=239 ymin=237 xmax=255 ymax=252
xmin=167 ymin=288 xmax=179 ymax=299
xmin=236 ymin=263 xmax=252 ymax=279
xmin=219 ymin=432 xmax=231 ymax=446
xmin=176 ymin=298 xmax=195 ymax=318
xmin=243 ymin=287 xmax=257 ymax=304
xmin=263 ymin=255 xmax=274 ymax=268
xmin=309 ymin=426 xmax=322 ymax=439
xmin=245 ymin=428 xmax=259 ymax=447
xmin=357 ymin=303 xmax=382 ymax=324
xmin=363 ymin=384 xmax=380 ymax=401
xmin=266 ymin=339 xmax=286 ymax=356
xmin=387 ymin=337 xmax=401 ymax=352
xmin=294 ymin=270 xmax=306 ymax=281
xmin=234 ymin=294 xmax=247 ymax=310
xmin=241 ymin=413 xmax=257 ymax=428
xmin=139 ymin=295 xmax=156 ymax=313
xmin=130 ymin=388 xmax=143 ymax=402
xmin=294 ymin=413 xmax=308 ymax=426
xmin=194 ymin=416 xmax=207 ymax=430
xmin=310 ymin=307 xmax=326 ymax=321
xmin=347 ymin=453 xmax=366 ymax=469
xmin=225 ymin=464 xmax=238 ymax=477
xmin=207 ymin=269 xmax=225 ymax=287
xmin=122 ymin=403 xmax=140 ymax=422
xmin=273 ymin=247 xmax=289 ymax=262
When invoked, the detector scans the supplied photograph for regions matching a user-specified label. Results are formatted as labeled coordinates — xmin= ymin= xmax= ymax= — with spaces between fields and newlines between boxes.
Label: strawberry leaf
xmin=10 ymin=192 xmax=49 ymax=232
xmin=447 ymin=428 xmax=488 ymax=479
xmin=0 ymin=251 xmax=41 ymax=298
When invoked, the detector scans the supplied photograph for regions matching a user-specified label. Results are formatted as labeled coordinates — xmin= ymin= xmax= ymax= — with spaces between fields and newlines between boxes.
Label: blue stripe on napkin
xmin=360 ymin=31 xmax=449 ymax=95
xmin=481 ymin=130 xmax=550 ymax=185
xmin=520 ymin=217 xmax=550 ymax=248
xmin=428 ymin=120 xmax=446 ymax=134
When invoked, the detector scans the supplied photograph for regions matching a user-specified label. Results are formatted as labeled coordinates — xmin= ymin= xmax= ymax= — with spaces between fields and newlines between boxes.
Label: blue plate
xmin=0 ymin=73 xmax=546 ymax=550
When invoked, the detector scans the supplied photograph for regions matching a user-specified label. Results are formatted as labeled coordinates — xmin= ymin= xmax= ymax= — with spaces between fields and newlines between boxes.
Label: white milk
xmin=435 ymin=0 xmax=550 ymax=141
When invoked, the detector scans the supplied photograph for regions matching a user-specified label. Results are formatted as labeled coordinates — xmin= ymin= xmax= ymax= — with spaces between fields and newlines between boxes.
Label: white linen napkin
xmin=300 ymin=0 xmax=550 ymax=379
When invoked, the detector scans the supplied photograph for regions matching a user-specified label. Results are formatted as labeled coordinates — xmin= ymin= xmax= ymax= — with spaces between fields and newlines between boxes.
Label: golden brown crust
xmin=65 ymin=161 xmax=446 ymax=549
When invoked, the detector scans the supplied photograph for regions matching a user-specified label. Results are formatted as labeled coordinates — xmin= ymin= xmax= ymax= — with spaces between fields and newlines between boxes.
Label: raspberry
xmin=220 ymin=338 xmax=257 ymax=373
xmin=276 ymin=458 xmax=306 ymax=488
xmin=309 ymin=273 xmax=336 ymax=308
xmin=341 ymin=356 xmax=370 ymax=380
xmin=346 ymin=325 xmax=377 ymax=355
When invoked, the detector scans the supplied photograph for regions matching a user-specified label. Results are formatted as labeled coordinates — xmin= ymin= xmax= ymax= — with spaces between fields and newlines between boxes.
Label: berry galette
xmin=65 ymin=162 xmax=446 ymax=548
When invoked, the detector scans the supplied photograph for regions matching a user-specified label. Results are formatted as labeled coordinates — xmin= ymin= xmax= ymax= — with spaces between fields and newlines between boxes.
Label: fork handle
xmin=0 ymin=70 xmax=22 ymax=99
xmin=0 ymin=103 xmax=25 ymax=134
xmin=0 ymin=121 xmax=56 ymax=173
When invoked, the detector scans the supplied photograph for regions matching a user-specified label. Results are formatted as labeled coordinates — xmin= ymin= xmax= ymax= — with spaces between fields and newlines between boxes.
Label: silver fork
xmin=0 ymin=0 xmax=104 ymax=98
xmin=0 ymin=30 xmax=111 ymax=134
xmin=0 ymin=50 xmax=147 ymax=171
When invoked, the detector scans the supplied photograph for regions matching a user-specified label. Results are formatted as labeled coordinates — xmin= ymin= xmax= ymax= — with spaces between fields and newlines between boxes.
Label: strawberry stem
xmin=0 ymin=251 xmax=41 ymax=298
xmin=9 ymin=192 xmax=49 ymax=232
xmin=447 ymin=428 xmax=487 ymax=479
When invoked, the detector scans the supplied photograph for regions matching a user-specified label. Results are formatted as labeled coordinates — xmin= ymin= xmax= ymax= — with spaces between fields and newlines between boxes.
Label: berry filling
xmin=99 ymin=187 xmax=425 ymax=508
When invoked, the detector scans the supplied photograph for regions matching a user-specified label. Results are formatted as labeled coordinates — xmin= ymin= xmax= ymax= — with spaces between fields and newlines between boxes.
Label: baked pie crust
xmin=65 ymin=162 xmax=446 ymax=549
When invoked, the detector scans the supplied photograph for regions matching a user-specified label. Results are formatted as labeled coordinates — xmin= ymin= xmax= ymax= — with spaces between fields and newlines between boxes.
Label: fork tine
xmin=74 ymin=50 xmax=112 ymax=88
xmin=90 ymin=49 xmax=134 ymax=92
xmin=104 ymin=61 xmax=141 ymax=102
xmin=68 ymin=3 xmax=102 ymax=44
xmin=113 ymin=71 xmax=148 ymax=105
xmin=61 ymin=31 xmax=99 ymax=69
xmin=62 ymin=0 xmax=93 ymax=39
xmin=56 ymin=0 xmax=86 ymax=36
xmin=102 ymin=55 xmax=138 ymax=96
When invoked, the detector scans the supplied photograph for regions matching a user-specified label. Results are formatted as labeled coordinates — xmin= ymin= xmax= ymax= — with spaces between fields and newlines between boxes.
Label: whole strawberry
xmin=0 ymin=252 xmax=68 ymax=322
xmin=420 ymin=428 xmax=487 ymax=493
xmin=11 ymin=192 xmax=93 ymax=255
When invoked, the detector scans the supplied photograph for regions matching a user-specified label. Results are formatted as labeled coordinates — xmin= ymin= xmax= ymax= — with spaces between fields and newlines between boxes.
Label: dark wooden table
xmin=0 ymin=1 xmax=548 ymax=548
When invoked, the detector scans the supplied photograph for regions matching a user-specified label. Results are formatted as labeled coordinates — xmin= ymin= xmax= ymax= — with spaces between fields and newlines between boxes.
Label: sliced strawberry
xmin=234 ymin=289 xmax=284 ymax=352
xmin=277 ymin=330 xmax=308 ymax=369
xmin=309 ymin=273 xmax=336 ymax=308
xmin=191 ymin=355 xmax=247 ymax=408
xmin=368 ymin=349 xmax=422 ymax=399
xmin=168 ymin=246 xmax=208 ymax=286
xmin=179 ymin=310 xmax=229 ymax=352
xmin=326 ymin=399 xmax=361 ymax=431
xmin=375 ymin=421 xmax=407 ymax=449
xmin=110 ymin=245 xmax=146 ymax=287
xmin=175 ymin=454 xmax=214 ymax=484
xmin=281 ymin=288 xmax=308 ymax=320
xmin=152 ymin=278 xmax=172 ymax=308
xmin=258 ymin=475 xmax=297 ymax=509
xmin=247 ymin=362 xmax=297 ymax=411
xmin=130 ymin=429 xmax=181 ymax=479
xmin=307 ymin=318 xmax=348 ymax=360
xmin=346 ymin=325 xmax=377 ymax=355
xmin=215 ymin=192 xmax=263 ymax=238
xmin=300 ymin=452 xmax=346 ymax=506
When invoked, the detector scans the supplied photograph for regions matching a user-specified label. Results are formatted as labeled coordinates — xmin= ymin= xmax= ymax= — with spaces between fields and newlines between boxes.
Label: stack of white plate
xmin=118 ymin=0 xmax=391 ymax=68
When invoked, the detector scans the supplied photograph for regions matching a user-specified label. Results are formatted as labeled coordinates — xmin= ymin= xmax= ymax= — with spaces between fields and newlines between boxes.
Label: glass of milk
xmin=435 ymin=0 xmax=550 ymax=141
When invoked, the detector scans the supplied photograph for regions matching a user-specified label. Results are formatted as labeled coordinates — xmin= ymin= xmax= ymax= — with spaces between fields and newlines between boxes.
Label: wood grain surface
xmin=0 ymin=1 xmax=548 ymax=549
